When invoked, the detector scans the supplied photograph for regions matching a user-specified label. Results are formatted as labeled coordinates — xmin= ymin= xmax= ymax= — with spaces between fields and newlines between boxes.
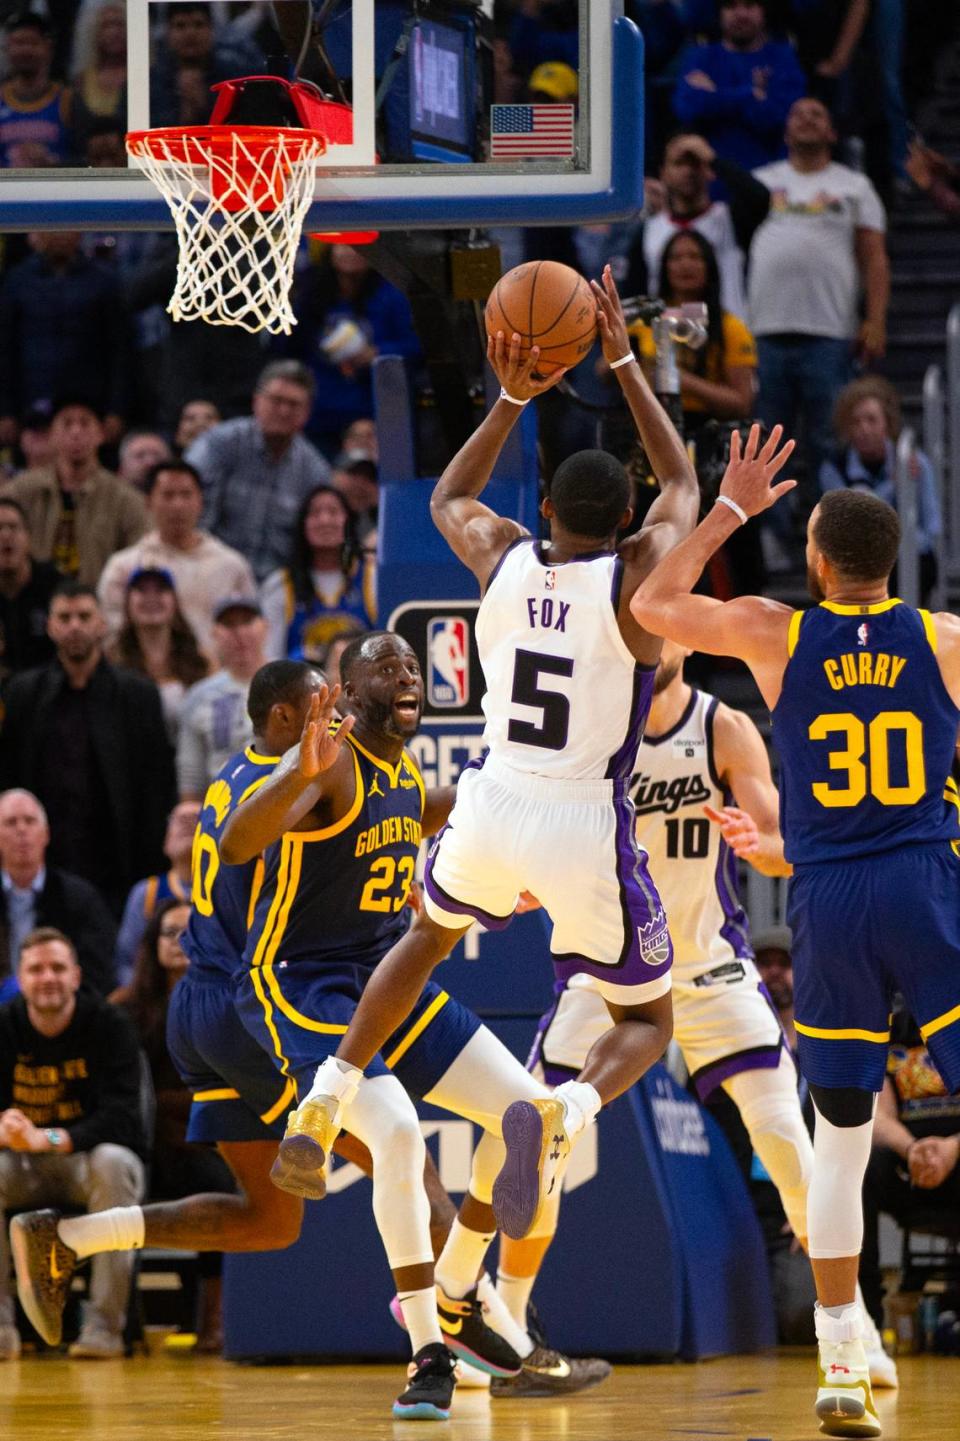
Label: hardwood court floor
xmin=0 ymin=1350 xmax=954 ymax=1440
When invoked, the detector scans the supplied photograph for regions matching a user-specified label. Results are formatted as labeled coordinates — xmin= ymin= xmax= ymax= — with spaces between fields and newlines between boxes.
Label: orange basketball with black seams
xmin=485 ymin=260 xmax=598 ymax=379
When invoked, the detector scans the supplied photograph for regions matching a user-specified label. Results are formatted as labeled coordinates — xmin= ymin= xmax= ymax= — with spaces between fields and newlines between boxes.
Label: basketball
xmin=485 ymin=260 xmax=598 ymax=378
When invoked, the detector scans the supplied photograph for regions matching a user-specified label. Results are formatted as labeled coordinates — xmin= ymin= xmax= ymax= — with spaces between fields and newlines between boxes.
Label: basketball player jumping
xmin=631 ymin=438 xmax=960 ymax=1436
xmin=279 ymin=266 xmax=699 ymax=1251
xmin=495 ymin=640 xmax=896 ymax=1395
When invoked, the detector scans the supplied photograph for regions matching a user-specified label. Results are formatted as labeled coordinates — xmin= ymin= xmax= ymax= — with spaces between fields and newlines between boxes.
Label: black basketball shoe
xmin=393 ymin=1342 xmax=459 ymax=1420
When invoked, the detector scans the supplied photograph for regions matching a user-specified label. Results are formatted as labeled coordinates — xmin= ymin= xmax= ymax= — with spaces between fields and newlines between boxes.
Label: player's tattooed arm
xmin=706 ymin=704 xmax=792 ymax=877
xmin=631 ymin=425 xmax=797 ymax=708
xmin=430 ymin=332 xmax=565 ymax=590
xmin=220 ymin=688 xmax=355 ymax=862
xmin=421 ymin=785 xmax=456 ymax=838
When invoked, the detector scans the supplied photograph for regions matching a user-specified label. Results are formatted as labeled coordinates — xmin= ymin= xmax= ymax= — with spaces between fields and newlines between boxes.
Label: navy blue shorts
xmin=233 ymin=960 xmax=482 ymax=1101
xmin=789 ymin=843 xmax=960 ymax=1093
xmin=167 ymin=974 xmax=295 ymax=1144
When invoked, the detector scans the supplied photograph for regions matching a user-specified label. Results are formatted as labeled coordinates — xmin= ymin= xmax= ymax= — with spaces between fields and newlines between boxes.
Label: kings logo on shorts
xmin=427 ymin=617 xmax=470 ymax=708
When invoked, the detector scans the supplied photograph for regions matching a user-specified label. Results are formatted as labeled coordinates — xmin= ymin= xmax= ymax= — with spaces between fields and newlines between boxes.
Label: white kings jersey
xmin=630 ymin=688 xmax=752 ymax=980
xmin=475 ymin=538 xmax=655 ymax=781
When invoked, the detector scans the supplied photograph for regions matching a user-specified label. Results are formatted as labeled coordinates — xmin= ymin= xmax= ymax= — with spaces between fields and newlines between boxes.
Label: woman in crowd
xmin=820 ymin=375 xmax=941 ymax=602
xmin=108 ymin=567 xmax=208 ymax=742
xmin=112 ymin=899 xmax=235 ymax=1353
xmin=70 ymin=0 xmax=127 ymax=145
xmin=260 ymin=484 xmax=375 ymax=662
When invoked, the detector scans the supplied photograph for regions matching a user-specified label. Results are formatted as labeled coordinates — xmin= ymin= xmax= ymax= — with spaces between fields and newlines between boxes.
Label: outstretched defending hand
xmin=298 ymin=687 xmax=355 ymax=779
xmin=590 ymin=263 xmax=632 ymax=365
xmin=488 ymin=330 xmax=568 ymax=402
xmin=705 ymin=803 xmax=760 ymax=858
xmin=719 ymin=424 xmax=796 ymax=518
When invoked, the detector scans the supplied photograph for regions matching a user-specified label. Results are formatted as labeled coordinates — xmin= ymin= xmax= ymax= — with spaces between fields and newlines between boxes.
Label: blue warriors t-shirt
xmin=772 ymin=600 xmax=960 ymax=865
xmin=244 ymin=733 xmax=425 ymax=972
xmin=182 ymin=746 xmax=280 ymax=979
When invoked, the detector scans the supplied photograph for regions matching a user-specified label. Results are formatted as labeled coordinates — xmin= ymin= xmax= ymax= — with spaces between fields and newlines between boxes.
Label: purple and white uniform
xmin=423 ymin=537 xmax=672 ymax=1005
xmin=529 ymin=689 xmax=784 ymax=1094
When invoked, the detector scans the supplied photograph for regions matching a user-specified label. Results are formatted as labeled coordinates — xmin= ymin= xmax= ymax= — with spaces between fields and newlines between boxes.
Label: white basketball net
xmin=127 ymin=128 xmax=326 ymax=336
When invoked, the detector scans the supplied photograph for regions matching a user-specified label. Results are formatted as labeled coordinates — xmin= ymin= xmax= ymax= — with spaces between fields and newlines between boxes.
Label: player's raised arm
xmin=591 ymin=265 xmax=700 ymax=547
xmin=631 ymin=424 xmax=798 ymax=707
xmin=429 ymin=333 xmax=567 ymax=589
xmin=219 ymin=688 xmax=354 ymax=863
xmin=707 ymin=703 xmax=792 ymax=877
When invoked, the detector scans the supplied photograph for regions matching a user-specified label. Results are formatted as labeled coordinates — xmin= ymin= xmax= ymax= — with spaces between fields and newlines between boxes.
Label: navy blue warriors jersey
xmin=772 ymin=600 xmax=960 ymax=865
xmin=182 ymin=746 xmax=280 ymax=979
xmin=243 ymin=733 xmax=426 ymax=973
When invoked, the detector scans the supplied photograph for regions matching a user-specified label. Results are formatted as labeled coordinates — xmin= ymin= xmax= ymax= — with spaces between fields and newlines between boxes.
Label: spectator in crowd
xmin=748 ymin=96 xmax=889 ymax=498
xmin=260 ymin=484 xmax=376 ymax=662
xmin=176 ymin=596 xmax=267 ymax=799
xmin=0 ymin=397 xmax=147 ymax=584
xmin=0 ymin=496 xmax=58 ymax=681
xmin=112 ymin=898 xmax=235 ymax=1352
xmin=330 ymin=455 xmax=379 ymax=549
xmin=15 ymin=402 xmax=54 ymax=473
xmin=291 ymin=247 xmax=421 ymax=457
xmin=905 ymin=138 xmax=960 ymax=223
xmin=114 ymin=802 xmax=199 ymax=988
xmin=860 ymin=1002 xmax=960 ymax=1329
xmin=117 ymin=430 xmax=172 ymax=492
xmin=0 ymin=788 xmax=117 ymax=1002
xmin=174 ymin=398 xmax=221 ymax=455
xmin=673 ymin=0 xmax=805 ymax=171
xmin=340 ymin=416 xmax=378 ymax=464
xmin=630 ymin=230 xmax=757 ymax=431
xmin=318 ymin=621 xmax=366 ymax=692
xmin=107 ymin=568 xmax=209 ymax=741
xmin=0 ymin=234 xmax=129 ymax=441
xmin=0 ymin=928 xmax=145 ymax=1359
xmin=527 ymin=59 xmax=578 ymax=105
xmin=628 ymin=131 xmax=747 ymax=317
xmin=0 ymin=13 xmax=74 ymax=169
xmin=69 ymin=0 xmax=126 ymax=152
xmin=185 ymin=361 xmax=331 ymax=582
xmin=97 ymin=460 xmax=255 ymax=654
xmin=820 ymin=376 xmax=941 ymax=602
xmin=149 ymin=2 xmax=264 ymax=129
xmin=81 ymin=115 xmax=126 ymax=168
xmin=0 ymin=582 xmax=175 ymax=913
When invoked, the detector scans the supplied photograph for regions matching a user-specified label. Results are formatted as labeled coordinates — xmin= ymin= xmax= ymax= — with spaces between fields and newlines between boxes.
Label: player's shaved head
xmin=546 ymin=450 xmax=631 ymax=540
xmin=247 ymin=659 xmax=322 ymax=731
xmin=809 ymin=490 xmax=900 ymax=588
xmin=339 ymin=631 xmax=416 ymax=688
xmin=340 ymin=632 xmax=423 ymax=741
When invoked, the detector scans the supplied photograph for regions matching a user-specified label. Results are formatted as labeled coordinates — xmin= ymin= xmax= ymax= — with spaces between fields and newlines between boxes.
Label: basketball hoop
xmin=126 ymin=125 xmax=327 ymax=336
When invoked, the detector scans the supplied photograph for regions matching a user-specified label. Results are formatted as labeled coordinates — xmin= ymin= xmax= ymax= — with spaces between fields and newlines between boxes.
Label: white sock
xmin=304 ymin=1056 xmax=362 ymax=1120
xmin=496 ymin=1270 xmax=536 ymax=1331
xmin=815 ymin=1301 xmax=863 ymax=1344
xmin=477 ymin=1273 xmax=533 ymax=1359
xmin=554 ymin=1079 xmax=601 ymax=1139
xmin=435 ymin=1218 xmax=494 ymax=1301
xmin=398 ymin=1287 xmax=443 ymax=1354
xmin=58 ymin=1206 xmax=145 ymax=1260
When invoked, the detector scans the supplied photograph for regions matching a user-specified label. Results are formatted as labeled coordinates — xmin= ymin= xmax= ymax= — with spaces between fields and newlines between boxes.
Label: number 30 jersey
xmin=772 ymin=599 xmax=960 ymax=865
xmin=243 ymin=733 xmax=426 ymax=972
xmin=476 ymin=538 xmax=655 ymax=781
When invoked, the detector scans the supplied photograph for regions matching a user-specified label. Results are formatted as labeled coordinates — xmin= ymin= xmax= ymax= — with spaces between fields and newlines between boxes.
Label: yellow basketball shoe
xmin=271 ymin=1098 xmax=340 ymax=1200
xmin=493 ymin=1098 xmax=570 ymax=1240
xmin=816 ymin=1338 xmax=882 ymax=1437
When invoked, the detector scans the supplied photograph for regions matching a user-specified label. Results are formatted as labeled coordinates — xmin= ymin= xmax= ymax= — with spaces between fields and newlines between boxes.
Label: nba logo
xmin=427 ymin=617 xmax=469 ymax=707
xmin=545 ymin=569 xmax=557 ymax=591
xmin=858 ymin=622 xmax=870 ymax=647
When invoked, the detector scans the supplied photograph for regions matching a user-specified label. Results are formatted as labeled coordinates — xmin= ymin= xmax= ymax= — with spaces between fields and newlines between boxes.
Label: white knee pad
xmin=806 ymin=1102 xmax=875 ymax=1260
xmin=347 ymin=1076 xmax=432 ymax=1271
xmin=725 ymin=1060 xmax=813 ymax=1241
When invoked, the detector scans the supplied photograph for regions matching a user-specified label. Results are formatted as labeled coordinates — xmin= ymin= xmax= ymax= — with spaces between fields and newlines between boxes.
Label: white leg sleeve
xmin=806 ymin=1100 xmax=876 ymax=1261
xmin=724 ymin=1051 xmax=813 ymax=1242
xmin=344 ymin=1074 xmax=432 ymax=1271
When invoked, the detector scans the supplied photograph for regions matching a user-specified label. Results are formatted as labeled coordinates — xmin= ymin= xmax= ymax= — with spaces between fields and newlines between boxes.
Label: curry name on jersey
xmin=476 ymin=538 xmax=656 ymax=782
xmin=631 ymin=689 xmax=750 ymax=979
xmin=243 ymin=732 xmax=425 ymax=972
xmin=772 ymin=600 xmax=960 ymax=864
xmin=182 ymin=746 xmax=280 ymax=979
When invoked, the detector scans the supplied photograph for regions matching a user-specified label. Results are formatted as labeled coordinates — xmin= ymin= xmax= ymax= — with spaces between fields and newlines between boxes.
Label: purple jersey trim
xmin=482 ymin=534 xmax=529 ymax=598
xmin=423 ymin=834 xmax=515 ymax=931
xmin=690 ymin=1038 xmax=784 ymax=1101
xmin=641 ymin=688 xmax=698 ymax=748
xmin=605 ymin=664 xmax=657 ymax=781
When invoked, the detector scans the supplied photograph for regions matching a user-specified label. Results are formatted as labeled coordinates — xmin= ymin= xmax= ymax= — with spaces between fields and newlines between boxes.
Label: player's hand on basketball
xmin=704 ymin=804 xmax=760 ymax=857
xmin=590 ymin=264 xmax=633 ymax=366
xmin=718 ymin=423 xmax=796 ymax=518
xmin=298 ymin=687 xmax=354 ymax=779
xmin=488 ymin=330 xmax=568 ymax=401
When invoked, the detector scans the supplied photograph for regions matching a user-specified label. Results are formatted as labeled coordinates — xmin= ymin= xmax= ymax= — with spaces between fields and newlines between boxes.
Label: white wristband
xmin=609 ymin=352 xmax=637 ymax=370
xmin=499 ymin=387 xmax=530 ymax=406
xmin=715 ymin=495 xmax=748 ymax=526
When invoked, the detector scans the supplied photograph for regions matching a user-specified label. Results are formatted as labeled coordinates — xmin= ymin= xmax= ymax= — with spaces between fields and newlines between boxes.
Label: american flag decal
xmin=490 ymin=104 xmax=575 ymax=159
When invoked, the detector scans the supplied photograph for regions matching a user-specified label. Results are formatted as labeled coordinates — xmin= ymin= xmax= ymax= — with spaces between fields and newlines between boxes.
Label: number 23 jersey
xmin=243 ymin=733 xmax=426 ymax=971
xmin=772 ymin=599 xmax=960 ymax=864
xmin=476 ymin=538 xmax=655 ymax=781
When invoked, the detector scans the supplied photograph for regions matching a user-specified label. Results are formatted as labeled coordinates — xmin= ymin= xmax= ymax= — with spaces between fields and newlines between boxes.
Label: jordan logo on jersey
xmin=368 ymin=774 xmax=385 ymax=799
